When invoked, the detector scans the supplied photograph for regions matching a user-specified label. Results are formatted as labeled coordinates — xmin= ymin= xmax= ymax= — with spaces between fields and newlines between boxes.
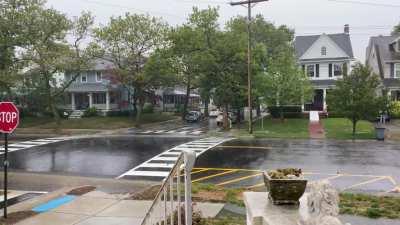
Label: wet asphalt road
xmin=195 ymin=139 xmax=400 ymax=189
xmin=5 ymin=136 xmax=194 ymax=177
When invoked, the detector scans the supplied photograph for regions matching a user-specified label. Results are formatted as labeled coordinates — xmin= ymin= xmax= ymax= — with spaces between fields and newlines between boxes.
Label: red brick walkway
xmin=309 ymin=121 xmax=325 ymax=139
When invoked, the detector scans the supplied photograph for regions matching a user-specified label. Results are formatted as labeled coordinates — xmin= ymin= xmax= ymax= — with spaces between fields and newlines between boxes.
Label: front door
xmin=75 ymin=93 xmax=89 ymax=110
xmin=312 ymin=89 xmax=324 ymax=111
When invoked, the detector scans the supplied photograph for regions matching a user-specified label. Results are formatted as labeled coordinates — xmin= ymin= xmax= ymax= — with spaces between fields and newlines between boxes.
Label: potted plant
xmin=263 ymin=168 xmax=307 ymax=205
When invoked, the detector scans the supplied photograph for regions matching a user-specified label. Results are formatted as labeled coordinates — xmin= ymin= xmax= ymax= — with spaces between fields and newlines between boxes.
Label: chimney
xmin=344 ymin=24 xmax=350 ymax=34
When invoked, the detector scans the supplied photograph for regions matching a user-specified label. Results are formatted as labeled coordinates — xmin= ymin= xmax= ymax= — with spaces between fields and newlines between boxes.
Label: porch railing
xmin=141 ymin=150 xmax=196 ymax=225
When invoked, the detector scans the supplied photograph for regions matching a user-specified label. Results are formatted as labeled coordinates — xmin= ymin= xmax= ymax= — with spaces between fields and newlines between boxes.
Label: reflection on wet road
xmin=6 ymin=136 xmax=194 ymax=177
xmin=195 ymin=139 xmax=400 ymax=193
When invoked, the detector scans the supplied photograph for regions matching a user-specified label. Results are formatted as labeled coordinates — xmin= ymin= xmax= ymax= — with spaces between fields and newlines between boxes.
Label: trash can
xmin=375 ymin=127 xmax=386 ymax=141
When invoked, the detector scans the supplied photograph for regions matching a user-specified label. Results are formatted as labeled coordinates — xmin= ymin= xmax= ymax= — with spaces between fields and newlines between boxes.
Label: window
xmin=81 ymin=73 xmax=87 ymax=83
xmin=307 ymin=65 xmax=315 ymax=77
xmin=321 ymin=46 xmax=327 ymax=56
xmin=93 ymin=93 xmax=106 ymax=104
xmin=96 ymin=71 xmax=102 ymax=82
xmin=334 ymin=64 xmax=342 ymax=76
xmin=396 ymin=64 xmax=400 ymax=78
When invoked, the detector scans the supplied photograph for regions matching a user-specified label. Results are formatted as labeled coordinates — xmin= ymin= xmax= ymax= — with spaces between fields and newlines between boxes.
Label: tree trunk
xmin=135 ymin=100 xmax=144 ymax=127
xmin=135 ymin=88 xmax=144 ymax=126
xmin=45 ymin=77 xmax=61 ymax=129
xmin=352 ymin=118 xmax=357 ymax=139
xmin=279 ymin=106 xmax=284 ymax=122
xmin=182 ymin=77 xmax=191 ymax=120
xmin=204 ymin=98 xmax=209 ymax=117
xmin=223 ymin=104 xmax=229 ymax=130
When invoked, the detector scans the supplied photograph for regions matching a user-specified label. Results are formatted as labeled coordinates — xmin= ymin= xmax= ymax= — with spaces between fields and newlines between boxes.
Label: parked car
xmin=209 ymin=109 xmax=220 ymax=117
xmin=185 ymin=111 xmax=202 ymax=123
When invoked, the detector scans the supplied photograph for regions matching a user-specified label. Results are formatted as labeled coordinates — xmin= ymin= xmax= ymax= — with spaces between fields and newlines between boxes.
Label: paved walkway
xmin=15 ymin=191 xmax=224 ymax=225
xmin=309 ymin=121 xmax=325 ymax=139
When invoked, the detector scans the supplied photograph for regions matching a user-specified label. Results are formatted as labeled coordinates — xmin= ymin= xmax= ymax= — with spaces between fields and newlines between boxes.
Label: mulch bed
xmin=0 ymin=211 xmax=38 ymax=224
xmin=66 ymin=186 xmax=96 ymax=196
xmin=125 ymin=185 xmax=161 ymax=200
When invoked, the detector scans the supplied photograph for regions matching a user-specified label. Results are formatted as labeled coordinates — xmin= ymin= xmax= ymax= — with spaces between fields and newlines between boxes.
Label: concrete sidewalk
xmin=16 ymin=191 xmax=224 ymax=225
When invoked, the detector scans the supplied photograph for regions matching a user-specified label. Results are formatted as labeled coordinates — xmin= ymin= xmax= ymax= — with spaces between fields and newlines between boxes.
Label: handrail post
xmin=183 ymin=150 xmax=196 ymax=225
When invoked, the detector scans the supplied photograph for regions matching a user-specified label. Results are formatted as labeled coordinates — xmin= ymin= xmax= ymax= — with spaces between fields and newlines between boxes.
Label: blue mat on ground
xmin=32 ymin=195 xmax=76 ymax=213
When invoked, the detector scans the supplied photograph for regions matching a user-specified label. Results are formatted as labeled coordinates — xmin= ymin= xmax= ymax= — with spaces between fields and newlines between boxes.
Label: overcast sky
xmin=46 ymin=0 xmax=400 ymax=62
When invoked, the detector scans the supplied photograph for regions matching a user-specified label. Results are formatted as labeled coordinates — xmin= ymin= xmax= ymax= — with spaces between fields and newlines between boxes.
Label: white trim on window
xmin=395 ymin=63 xmax=400 ymax=78
xmin=96 ymin=71 xmax=102 ymax=82
xmin=306 ymin=64 xmax=315 ymax=77
xmin=81 ymin=73 xmax=87 ymax=83
xmin=333 ymin=63 xmax=343 ymax=76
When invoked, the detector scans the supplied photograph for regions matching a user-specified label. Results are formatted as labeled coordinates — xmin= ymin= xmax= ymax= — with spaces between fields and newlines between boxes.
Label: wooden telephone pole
xmin=230 ymin=0 xmax=269 ymax=134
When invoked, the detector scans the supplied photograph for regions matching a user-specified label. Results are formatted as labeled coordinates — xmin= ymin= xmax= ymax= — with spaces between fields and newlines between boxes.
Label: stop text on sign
xmin=0 ymin=112 xmax=18 ymax=123
xmin=0 ymin=102 xmax=20 ymax=133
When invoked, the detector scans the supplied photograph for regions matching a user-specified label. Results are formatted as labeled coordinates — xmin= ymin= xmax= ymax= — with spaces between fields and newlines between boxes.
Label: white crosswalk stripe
xmin=117 ymin=137 xmax=234 ymax=180
xmin=134 ymin=126 xmax=206 ymax=136
xmin=0 ymin=137 xmax=71 ymax=154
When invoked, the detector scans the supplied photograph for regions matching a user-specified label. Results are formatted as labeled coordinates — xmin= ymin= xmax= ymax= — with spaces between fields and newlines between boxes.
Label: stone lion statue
xmin=299 ymin=180 xmax=350 ymax=225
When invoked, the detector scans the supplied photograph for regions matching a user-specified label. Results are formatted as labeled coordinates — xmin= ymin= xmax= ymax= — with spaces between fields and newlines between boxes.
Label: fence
xmin=141 ymin=150 xmax=196 ymax=225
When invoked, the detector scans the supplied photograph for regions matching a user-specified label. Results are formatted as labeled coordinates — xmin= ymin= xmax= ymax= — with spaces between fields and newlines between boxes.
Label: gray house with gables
xmin=294 ymin=25 xmax=355 ymax=112
xmin=366 ymin=35 xmax=400 ymax=100
xmin=64 ymin=60 xmax=130 ymax=115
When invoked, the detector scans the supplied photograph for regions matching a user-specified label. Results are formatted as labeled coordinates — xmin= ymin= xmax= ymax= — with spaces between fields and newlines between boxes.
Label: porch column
xmin=88 ymin=93 xmax=93 ymax=108
xmin=71 ymin=93 xmax=75 ymax=110
xmin=106 ymin=91 xmax=110 ymax=111
xmin=323 ymin=89 xmax=327 ymax=112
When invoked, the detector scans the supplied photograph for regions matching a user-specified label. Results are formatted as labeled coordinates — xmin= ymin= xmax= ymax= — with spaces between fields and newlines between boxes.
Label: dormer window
xmin=321 ymin=46 xmax=327 ymax=56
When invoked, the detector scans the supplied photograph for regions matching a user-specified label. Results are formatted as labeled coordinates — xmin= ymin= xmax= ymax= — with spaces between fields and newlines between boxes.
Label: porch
xmin=304 ymin=89 xmax=328 ymax=112
xmin=64 ymin=91 xmax=121 ymax=113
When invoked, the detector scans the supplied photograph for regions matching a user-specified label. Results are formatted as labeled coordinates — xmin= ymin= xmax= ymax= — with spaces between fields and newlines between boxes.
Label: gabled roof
xmin=294 ymin=33 xmax=354 ymax=59
xmin=368 ymin=35 xmax=400 ymax=63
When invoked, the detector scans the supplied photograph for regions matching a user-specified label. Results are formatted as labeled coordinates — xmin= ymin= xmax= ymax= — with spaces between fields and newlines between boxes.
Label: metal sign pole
xmin=3 ymin=133 xmax=8 ymax=218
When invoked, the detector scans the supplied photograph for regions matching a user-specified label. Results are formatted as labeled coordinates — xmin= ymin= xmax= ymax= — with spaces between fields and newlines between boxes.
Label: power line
xmin=327 ymin=0 xmax=400 ymax=8
xmin=80 ymin=0 xmax=185 ymax=19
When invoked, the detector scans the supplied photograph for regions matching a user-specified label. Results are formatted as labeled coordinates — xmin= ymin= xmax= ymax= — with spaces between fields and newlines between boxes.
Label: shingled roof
xmin=294 ymin=33 xmax=354 ymax=59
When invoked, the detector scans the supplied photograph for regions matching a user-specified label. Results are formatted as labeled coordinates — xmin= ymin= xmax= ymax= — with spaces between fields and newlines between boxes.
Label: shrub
xmin=366 ymin=207 xmax=382 ymax=218
xmin=83 ymin=107 xmax=98 ymax=117
xmin=389 ymin=101 xmax=400 ymax=118
xmin=268 ymin=106 xmax=302 ymax=118
xmin=142 ymin=103 xmax=154 ymax=114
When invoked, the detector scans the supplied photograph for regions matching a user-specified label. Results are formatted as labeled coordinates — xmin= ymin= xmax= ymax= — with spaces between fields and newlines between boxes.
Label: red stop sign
xmin=0 ymin=102 xmax=19 ymax=133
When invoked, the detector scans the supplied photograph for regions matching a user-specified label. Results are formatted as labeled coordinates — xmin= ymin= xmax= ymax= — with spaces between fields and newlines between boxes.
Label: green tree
xmin=92 ymin=13 xmax=169 ymax=123
xmin=392 ymin=22 xmax=400 ymax=35
xmin=22 ymin=6 xmax=94 ymax=125
xmin=328 ymin=63 xmax=383 ymax=138
xmin=259 ymin=46 xmax=312 ymax=119
xmin=211 ymin=30 xmax=248 ymax=129
xmin=0 ymin=0 xmax=45 ymax=97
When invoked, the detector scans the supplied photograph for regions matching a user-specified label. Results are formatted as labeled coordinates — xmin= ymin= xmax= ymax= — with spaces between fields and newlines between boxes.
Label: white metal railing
xmin=141 ymin=150 xmax=196 ymax=225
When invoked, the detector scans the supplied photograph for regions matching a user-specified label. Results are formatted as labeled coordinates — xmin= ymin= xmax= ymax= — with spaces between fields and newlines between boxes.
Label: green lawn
xmin=322 ymin=118 xmax=375 ymax=139
xmin=19 ymin=113 xmax=178 ymax=130
xmin=237 ymin=118 xmax=309 ymax=139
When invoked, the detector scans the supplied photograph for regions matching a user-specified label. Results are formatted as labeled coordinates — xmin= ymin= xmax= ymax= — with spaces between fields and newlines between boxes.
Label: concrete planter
xmin=263 ymin=172 xmax=307 ymax=205
xmin=375 ymin=127 xmax=386 ymax=141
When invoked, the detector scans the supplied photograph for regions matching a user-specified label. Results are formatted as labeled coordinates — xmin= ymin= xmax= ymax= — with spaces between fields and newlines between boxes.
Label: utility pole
xmin=230 ymin=0 xmax=269 ymax=134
